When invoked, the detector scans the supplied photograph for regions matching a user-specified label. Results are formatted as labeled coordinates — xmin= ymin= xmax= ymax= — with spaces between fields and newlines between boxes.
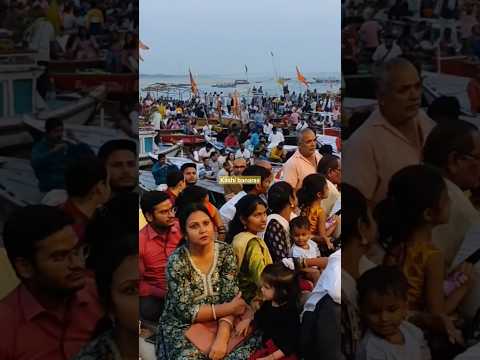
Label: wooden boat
xmin=23 ymin=116 xmax=131 ymax=154
xmin=50 ymin=72 xmax=138 ymax=99
xmin=157 ymin=133 xmax=205 ymax=145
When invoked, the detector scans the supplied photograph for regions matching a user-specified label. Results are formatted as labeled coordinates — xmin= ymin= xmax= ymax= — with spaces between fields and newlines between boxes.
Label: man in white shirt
xmin=198 ymin=143 xmax=214 ymax=160
xmin=268 ymin=127 xmax=285 ymax=147
xmin=263 ymin=119 xmax=273 ymax=135
xmin=372 ymin=36 xmax=403 ymax=64
xmin=235 ymin=143 xmax=251 ymax=160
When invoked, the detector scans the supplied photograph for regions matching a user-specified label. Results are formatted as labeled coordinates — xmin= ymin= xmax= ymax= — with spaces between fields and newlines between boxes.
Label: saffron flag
xmin=139 ymin=40 xmax=149 ymax=61
xmin=189 ymin=69 xmax=198 ymax=95
xmin=296 ymin=66 xmax=309 ymax=87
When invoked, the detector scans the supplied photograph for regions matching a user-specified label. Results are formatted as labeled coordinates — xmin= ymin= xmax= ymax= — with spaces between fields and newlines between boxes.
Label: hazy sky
xmin=140 ymin=0 xmax=340 ymax=76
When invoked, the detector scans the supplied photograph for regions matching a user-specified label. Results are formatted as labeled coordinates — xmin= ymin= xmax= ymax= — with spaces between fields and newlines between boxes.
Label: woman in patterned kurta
xmin=157 ymin=204 xmax=261 ymax=360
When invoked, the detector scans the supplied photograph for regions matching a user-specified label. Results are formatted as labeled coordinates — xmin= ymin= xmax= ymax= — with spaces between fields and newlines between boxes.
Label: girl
xmin=297 ymin=174 xmax=338 ymax=252
xmin=226 ymin=194 xmax=272 ymax=305
xmin=237 ymin=263 xmax=301 ymax=360
xmin=377 ymin=165 xmax=473 ymax=316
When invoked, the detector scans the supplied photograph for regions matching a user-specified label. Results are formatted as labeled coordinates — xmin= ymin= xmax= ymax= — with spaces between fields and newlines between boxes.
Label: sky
xmin=139 ymin=0 xmax=340 ymax=76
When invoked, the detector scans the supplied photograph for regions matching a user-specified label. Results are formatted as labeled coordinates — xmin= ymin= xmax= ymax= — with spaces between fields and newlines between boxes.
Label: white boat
xmin=0 ymin=156 xmax=42 ymax=207
xmin=36 ymin=85 xmax=106 ymax=125
xmin=212 ymin=82 xmax=236 ymax=88
xmin=23 ymin=117 xmax=131 ymax=154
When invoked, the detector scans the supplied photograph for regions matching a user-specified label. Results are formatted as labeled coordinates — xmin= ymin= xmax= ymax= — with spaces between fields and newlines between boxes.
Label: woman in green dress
xmin=157 ymin=203 xmax=261 ymax=360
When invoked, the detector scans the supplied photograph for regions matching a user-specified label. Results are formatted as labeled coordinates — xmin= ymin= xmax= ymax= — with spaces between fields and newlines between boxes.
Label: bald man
xmin=282 ymin=128 xmax=322 ymax=190
xmin=343 ymin=57 xmax=435 ymax=206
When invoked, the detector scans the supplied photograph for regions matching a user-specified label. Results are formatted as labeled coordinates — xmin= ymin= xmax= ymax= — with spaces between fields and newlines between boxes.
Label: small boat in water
xmin=212 ymin=82 xmax=236 ymax=88
xmin=234 ymin=79 xmax=249 ymax=85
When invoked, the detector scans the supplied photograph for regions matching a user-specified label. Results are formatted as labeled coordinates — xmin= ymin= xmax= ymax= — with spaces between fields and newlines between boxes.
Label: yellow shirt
xmin=85 ymin=8 xmax=104 ymax=26
xmin=269 ymin=147 xmax=284 ymax=162
xmin=302 ymin=203 xmax=325 ymax=236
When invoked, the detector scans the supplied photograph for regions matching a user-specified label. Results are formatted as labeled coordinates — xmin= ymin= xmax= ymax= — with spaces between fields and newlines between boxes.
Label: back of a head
xmin=427 ymin=96 xmax=461 ymax=123
xmin=261 ymin=263 xmax=299 ymax=304
xmin=242 ymin=165 xmax=271 ymax=193
xmin=374 ymin=164 xmax=445 ymax=250
xmin=65 ymin=155 xmax=107 ymax=198
xmin=3 ymin=205 xmax=73 ymax=271
xmin=357 ymin=265 xmax=408 ymax=307
xmin=267 ymin=181 xmax=294 ymax=214
xmin=317 ymin=154 xmax=340 ymax=175
xmin=297 ymin=173 xmax=327 ymax=208
xmin=98 ymin=139 xmax=137 ymax=162
xmin=341 ymin=183 xmax=370 ymax=246
xmin=140 ymin=191 xmax=169 ymax=216
xmin=175 ymin=185 xmax=208 ymax=213
xmin=423 ymin=120 xmax=478 ymax=169
xmin=166 ymin=170 xmax=184 ymax=188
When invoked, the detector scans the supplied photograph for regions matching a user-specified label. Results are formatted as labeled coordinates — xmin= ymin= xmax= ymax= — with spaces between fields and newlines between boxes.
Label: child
xmin=297 ymin=174 xmax=339 ymax=252
xmin=237 ymin=263 xmax=301 ymax=360
xmin=356 ymin=265 xmax=431 ymax=360
xmin=376 ymin=165 xmax=473 ymax=316
xmin=290 ymin=216 xmax=321 ymax=260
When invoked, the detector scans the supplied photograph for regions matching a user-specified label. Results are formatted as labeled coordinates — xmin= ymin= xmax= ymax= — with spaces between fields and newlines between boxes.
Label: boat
xmin=146 ymin=144 xmax=183 ymax=163
xmin=0 ymin=156 xmax=43 ymax=207
xmin=157 ymin=133 xmax=206 ymax=145
xmin=23 ymin=116 xmax=131 ymax=154
xmin=234 ymin=79 xmax=249 ymax=85
xmin=50 ymin=71 xmax=138 ymax=100
xmin=212 ymin=82 xmax=236 ymax=88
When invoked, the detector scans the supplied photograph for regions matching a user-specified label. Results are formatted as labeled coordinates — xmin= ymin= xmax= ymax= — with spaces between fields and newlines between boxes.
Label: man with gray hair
xmin=343 ymin=57 xmax=435 ymax=205
xmin=282 ymin=128 xmax=322 ymax=190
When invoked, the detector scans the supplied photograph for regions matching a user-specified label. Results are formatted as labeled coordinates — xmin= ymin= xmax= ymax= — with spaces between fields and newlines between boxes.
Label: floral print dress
xmin=156 ymin=241 xmax=261 ymax=360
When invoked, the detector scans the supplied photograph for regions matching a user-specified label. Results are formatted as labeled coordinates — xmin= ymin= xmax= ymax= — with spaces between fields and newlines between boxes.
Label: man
xmin=98 ymin=139 xmax=138 ymax=197
xmin=201 ymin=157 xmax=216 ymax=180
xmin=372 ymin=34 xmax=403 ymax=64
xmin=152 ymin=153 xmax=179 ymax=186
xmin=290 ymin=110 xmax=300 ymax=126
xmin=317 ymin=154 xmax=341 ymax=217
xmin=208 ymin=150 xmax=221 ymax=176
xmin=198 ymin=143 xmax=214 ymax=160
xmin=24 ymin=5 xmax=55 ymax=99
xmin=0 ymin=205 xmax=103 ymax=359
xmin=269 ymin=141 xmax=286 ymax=163
xmin=423 ymin=121 xmax=480 ymax=319
xmin=31 ymin=118 xmax=93 ymax=193
xmin=268 ymin=126 xmax=285 ymax=148
xmin=219 ymin=165 xmax=273 ymax=229
xmin=282 ymin=128 xmax=322 ymax=190
xmin=181 ymin=162 xmax=198 ymax=186
xmin=139 ymin=191 xmax=182 ymax=323
xmin=223 ymin=158 xmax=247 ymax=200
xmin=62 ymin=155 xmax=111 ymax=242
xmin=235 ymin=143 xmax=251 ymax=160
xmin=224 ymin=130 xmax=239 ymax=149
xmin=165 ymin=171 xmax=186 ymax=206
xmin=342 ymin=57 xmax=435 ymax=205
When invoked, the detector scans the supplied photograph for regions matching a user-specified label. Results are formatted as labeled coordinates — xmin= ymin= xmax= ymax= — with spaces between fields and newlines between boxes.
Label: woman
xmin=263 ymin=181 xmax=297 ymax=262
xmin=226 ymin=195 xmax=272 ymax=305
xmin=157 ymin=203 xmax=261 ymax=360
xmin=73 ymin=234 xmax=138 ymax=360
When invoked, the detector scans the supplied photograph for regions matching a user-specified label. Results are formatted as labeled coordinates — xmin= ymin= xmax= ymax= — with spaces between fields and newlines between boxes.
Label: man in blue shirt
xmin=152 ymin=153 xmax=178 ymax=185
xmin=31 ymin=118 xmax=93 ymax=193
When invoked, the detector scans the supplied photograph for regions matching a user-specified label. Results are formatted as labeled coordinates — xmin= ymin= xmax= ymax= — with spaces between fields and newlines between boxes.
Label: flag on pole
xmin=270 ymin=51 xmax=274 ymax=57
xmin=139 ymin=40 xmax=150 ymax=62
xmin=189 ymin=69 xmax=198 ymax=95
xmin=245 ymin=64 xmax=248 ymax=73
xmin=296 ymin=66 xmax=309 ymax=87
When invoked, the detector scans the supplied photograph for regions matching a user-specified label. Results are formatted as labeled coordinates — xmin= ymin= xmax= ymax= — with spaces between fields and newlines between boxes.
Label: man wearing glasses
xmin=0 ymin=205 xmax=102 ymax=360
xmin=139 ymin=191 xmax=182 ymax=325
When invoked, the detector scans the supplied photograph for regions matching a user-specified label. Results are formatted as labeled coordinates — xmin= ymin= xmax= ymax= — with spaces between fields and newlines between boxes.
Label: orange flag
xmin=296 ymin=66 xmax=309 ymax=87
xmin=189 ymin=69 xmax=198 ymax=95
xmin=139 ymin=40 xmax=150 ymax=50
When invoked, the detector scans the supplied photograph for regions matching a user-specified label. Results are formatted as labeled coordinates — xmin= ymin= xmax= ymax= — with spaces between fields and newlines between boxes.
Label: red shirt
xmin=224 ymin=135 xmax=239 ymax=148
xmin=0 ymin=278 xmax=103 ymax=360
xmin=61 ymin=199 xmax=90 ymax=243
xmin=139 ymin=221 xmax=183 ymax=298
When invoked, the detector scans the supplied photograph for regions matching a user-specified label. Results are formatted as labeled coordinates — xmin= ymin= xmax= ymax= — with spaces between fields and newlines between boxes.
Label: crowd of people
xmin=139 ymin=127 xmax=342 ymax=360
xmin=0 ymin=0 xmax=138 ymax=99
xmin=342 ymin=56 xmax=480 ymax=359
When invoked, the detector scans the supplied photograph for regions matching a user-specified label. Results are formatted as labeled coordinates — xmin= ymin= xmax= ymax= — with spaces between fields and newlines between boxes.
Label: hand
xmin=235 ymin=318 xmax=252 ymax=337
xmin=208 ymin=337 xmax=228 ymax=360
xmin=325 ymin=239 xmax=334 ymax=250
xmin=441 ymin=315 xmax=464 ymax=346
xmin=229 ymin=292 xmax=246 ymax=316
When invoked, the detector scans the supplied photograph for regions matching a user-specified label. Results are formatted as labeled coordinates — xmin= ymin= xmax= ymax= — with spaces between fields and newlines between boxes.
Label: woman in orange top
xmin=297 ymin=174 xmax=338 ymax=251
